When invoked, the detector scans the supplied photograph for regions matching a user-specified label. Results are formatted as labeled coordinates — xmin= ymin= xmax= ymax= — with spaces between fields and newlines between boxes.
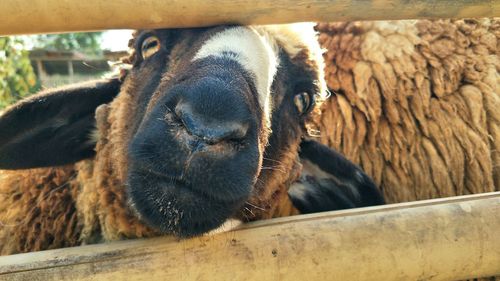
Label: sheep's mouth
xmin=127 ymin=110 xmax=261 ymax=236
xmin=127 ymin=169 xmax=248 ymax=237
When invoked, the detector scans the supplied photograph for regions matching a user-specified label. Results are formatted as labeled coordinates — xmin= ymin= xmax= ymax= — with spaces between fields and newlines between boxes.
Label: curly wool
xmin=314 ymin=19 xmax=499 ymax=203
xmin=0 ymin=166 xmax=81 ymax=254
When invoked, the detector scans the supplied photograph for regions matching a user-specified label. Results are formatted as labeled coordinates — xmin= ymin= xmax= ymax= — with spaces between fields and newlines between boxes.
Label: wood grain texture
xmin=0 ymin=0 xmax=498 ymax=35
xmin=0 ymin=192 xmax=499 ymax=281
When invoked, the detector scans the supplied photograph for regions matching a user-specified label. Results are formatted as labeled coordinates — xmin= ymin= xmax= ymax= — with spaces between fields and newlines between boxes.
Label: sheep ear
xmin=0 ymin=78 xmax=121 ymax=169
xmin=288 ymin=140 xmax=385 ymax=213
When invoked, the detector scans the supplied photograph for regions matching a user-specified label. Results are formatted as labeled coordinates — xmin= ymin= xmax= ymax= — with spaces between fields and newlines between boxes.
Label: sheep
xmin=0 ymin=24 xmax=384 ymax=255
xmin=314 ymin=18 xmax=499 ymax=204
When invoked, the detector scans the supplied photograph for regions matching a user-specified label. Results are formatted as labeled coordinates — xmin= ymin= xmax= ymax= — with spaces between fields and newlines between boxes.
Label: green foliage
xmin=0 ymin=37 xmax=38 ymax=109
xmin=33 ymin=32 xmax=103 ymax=55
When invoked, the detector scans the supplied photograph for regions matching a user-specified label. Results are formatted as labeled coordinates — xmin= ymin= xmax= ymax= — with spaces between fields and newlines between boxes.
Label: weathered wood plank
xmin=0 ymin=0 xmax=498 ymax=35
xmin=0 ymin=192 xmax=499 ymax=281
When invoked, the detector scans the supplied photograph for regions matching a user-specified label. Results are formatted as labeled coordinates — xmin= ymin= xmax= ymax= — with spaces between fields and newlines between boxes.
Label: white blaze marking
xmin=207 ymin=219 xmax=243 ymax=235
xmin=193 ymin=27 xmax=279 ymax=127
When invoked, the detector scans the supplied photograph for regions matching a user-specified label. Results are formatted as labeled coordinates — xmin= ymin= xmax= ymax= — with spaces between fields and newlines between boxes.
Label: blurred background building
xmin=0 ymin=30 xmax=131 ymax=109
xmin=29 ymin=49 xmax=127 ymax=87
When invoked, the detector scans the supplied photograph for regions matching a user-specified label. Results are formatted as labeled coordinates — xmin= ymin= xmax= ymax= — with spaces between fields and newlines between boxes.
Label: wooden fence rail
xmin=0 ymin=0 xmax=498 ymax=35
xmin=0 ymin=192 xmax=499 ymax=281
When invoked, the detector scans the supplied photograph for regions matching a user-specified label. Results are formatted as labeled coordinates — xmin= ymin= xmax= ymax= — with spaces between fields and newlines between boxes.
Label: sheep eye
xmin=141 ymin=36 xmax=161 ymax=59
xmin=294 ymin=92 xmax=313 ymax=115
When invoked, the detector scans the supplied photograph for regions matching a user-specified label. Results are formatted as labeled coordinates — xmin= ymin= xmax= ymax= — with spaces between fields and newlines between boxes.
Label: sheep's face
xmin=120 ymin=26 xmax=326 ymax=236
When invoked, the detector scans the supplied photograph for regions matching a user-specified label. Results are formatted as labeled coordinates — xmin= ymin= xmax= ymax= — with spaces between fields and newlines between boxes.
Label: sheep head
xmin=0 ymin=25 xmax=384 ymax=238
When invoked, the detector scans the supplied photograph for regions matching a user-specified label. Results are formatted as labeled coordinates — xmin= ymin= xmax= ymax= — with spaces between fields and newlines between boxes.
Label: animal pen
xmin=0 ymin=0 xmax=499 ymax=280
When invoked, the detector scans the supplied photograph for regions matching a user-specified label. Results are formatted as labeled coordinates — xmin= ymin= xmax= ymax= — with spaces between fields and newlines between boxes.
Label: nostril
xmin=202 ymin=122 xmax=249 ymax=144
xmin=174 ymin=103 xmax=249 ymax=145
xmin=164 ymin=107 xmax=183 ymax=128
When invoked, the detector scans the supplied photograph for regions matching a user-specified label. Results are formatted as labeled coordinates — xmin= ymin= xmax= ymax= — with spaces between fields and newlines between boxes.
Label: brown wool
xmin=314 ymin=19 xmax=499 ymax=204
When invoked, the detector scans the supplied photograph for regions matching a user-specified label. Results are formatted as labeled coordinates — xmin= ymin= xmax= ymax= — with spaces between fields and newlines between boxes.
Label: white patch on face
xmin=192 ymin=27 xmax=279 ymax=128
xmin=255 ymin=23 xmax=329 ymax=102
xmin=206 ymin=219 xmax=243 ymax=235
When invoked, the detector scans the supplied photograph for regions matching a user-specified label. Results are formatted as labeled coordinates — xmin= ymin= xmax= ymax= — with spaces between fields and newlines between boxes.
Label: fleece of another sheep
xmin=314 ymin=19 xmax=499 ymax=204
